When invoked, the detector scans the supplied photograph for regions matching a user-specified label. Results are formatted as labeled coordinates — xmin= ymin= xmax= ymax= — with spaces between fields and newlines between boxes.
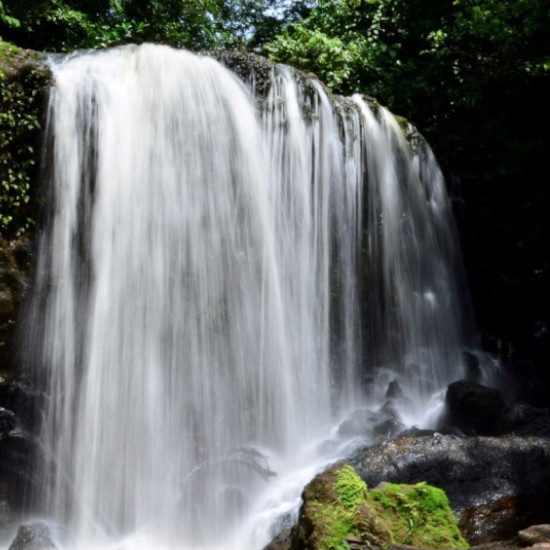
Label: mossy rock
xmin=368 ymin=481 xmax=469 ymax=549
xmin=0 ymin=40 xmax=51 ymax=236
xmin=291 ymin=464 xmax=468 ymax=550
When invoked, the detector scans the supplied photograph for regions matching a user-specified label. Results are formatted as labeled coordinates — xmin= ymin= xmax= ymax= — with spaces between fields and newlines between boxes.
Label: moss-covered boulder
xmin=368 ymin=481 xmax=469 ymax=549
xmin=290 ymin=464 xmax=468 ymax=550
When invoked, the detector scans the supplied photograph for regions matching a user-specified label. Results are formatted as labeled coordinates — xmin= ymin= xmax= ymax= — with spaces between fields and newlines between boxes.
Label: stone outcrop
xmin=269 ymin=463 xmax=467 ymax=550
xmin=8 ymin=521 xmax=57 ymax=549
xmin=445 ymin=380 xmax=506 ymax=435
xmin=347 ymin=434 xmax=550 ymax=544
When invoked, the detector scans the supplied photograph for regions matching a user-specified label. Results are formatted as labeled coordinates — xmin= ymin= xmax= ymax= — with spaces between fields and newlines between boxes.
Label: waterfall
xmin=20 ymin=43 xmax=469 ymax=549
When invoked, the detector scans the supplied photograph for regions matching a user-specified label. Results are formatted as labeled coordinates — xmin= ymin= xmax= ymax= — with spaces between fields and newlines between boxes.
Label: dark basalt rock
xmin=336 ymin=408 xmax=403 ymax=442
xmin=463 ymin=351 xmax=482 ymax=383
xmin=208 ymin=51 xmax=277 ymax=98
xmin=209 ymin=50 xmax=330 ymax=110
xmin=0 ymin=407 xmax=15 ymax=439
xmin=263 ymin=528 xmax=292 ymax=550
xmin=0 ymin=380 xmax=43 ymax=431
xmin=0 ymin=235 xmax=32 ymax=371
xmin=349 ymin=434 xmax=550 ymax=513
xmin=8 ymin=522 xmax=57 ymax=549
xmin=502 ymin=402 xmax=550 ymax=437
xmin=0 ymin=429 xmax=42 ymax=511
xmin=445 ymin=380 xmax=506 ymax=435
xmin=386 ymin=379 xmax=403 ymax=399
xmin=460 ymin=496 xmax=550 ymax=545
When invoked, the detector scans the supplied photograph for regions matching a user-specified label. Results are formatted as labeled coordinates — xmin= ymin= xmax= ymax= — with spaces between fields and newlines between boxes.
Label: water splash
xmin=19 ymin=44 xmax=470 ymax=548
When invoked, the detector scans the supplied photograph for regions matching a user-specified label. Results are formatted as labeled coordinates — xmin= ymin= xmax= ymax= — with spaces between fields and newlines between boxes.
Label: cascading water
xmin=17 ymin=43 xmax=470 ymax=549
xmin=353 ymin=97 xmax=471 ymax=426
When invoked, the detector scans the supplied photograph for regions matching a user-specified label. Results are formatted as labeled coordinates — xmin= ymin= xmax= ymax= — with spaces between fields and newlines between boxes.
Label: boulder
xmin=336 ymin=408 xmax=403 ymax=442
xmin=463 ymin=351 xmax=482 ymax=383
xmin=0 ymin=381 xmax=42 ymax=430
xmin=8 ymin=522 xmax=57 ymax=549
xmin=286 ymin=463 xmax=467 ymax=550
xmin=0 ymin=407 xmax=15 ymax=441
xmin=349 ymin=434 xmax=550 ymax=512
xmin=386 ymin=379 xmax=404 ymax=399
xmin=263 ymin=528 xmax=292 ymax=550
xmin=460 ymin=496 xmax=549 ymax=545
xmin=0 ymin=429 xmax=42 ymax=510
xmin=518 ymin=525 xmax=550 ymax=546
xmin=445 ymin=380 xmax=506 ymax=435
xmin=470 ymin=543 xmax=520 ymax=550
xmin=502 ymin=402 xmax=550 ymax=437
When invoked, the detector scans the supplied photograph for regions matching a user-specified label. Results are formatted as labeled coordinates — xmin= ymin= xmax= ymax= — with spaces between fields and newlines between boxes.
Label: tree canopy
xmin=0 ymin=0 xmax=312 ymax=51
xmin=266 ymin=0 xmax=550 ymax=349
xmin=0 ymin=0 xmax=548 ymax=365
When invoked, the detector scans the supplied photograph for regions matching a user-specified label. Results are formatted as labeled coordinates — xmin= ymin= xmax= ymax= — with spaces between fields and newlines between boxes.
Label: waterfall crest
xmin=22 ymin=44 xmax=469 ymax=548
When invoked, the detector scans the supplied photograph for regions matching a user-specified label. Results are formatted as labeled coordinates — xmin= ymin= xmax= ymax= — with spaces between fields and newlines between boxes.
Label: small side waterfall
xmin=354 ymin=97 xmax=470 ymax=424
xmin=20 ymin=44 xmax=470 ymax=548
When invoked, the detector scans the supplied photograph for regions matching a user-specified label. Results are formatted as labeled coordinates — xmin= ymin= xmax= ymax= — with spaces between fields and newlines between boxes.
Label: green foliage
xmin=265 ymin=25 xmax=361 ymax=91
xmin=266 ymin=0 xmax=550 ymax=347
xmin=0 ymin=0 xmax=150 ymax=51
xmin=0 ymin=42 xmax=48 ymax=233
xmin=0 ymin=0 xmax=311 ymax=52
xmin=0 ymin=1 xmax=20 ymax=28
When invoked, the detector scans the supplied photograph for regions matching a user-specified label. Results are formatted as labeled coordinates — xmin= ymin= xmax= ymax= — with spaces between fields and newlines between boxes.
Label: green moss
xmin=393 ymin=114 xmax=410 ymax=133
xmin=299 ymin=464 xmax=468 ymax=550
xmin=334 ymin=464 xmax=368 ymax=509
xmin=301 ymin=465 xmax=391 ymax=550
xmin=311 ymin=500 xmax=356 ymax=550
xmin=368 ymin=482 xmax=469 ymax=549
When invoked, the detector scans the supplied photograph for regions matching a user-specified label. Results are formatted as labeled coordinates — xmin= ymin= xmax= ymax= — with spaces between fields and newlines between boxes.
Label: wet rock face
xmin=0 ymin=235 xmax=31 ymax=371
xmin=463 ymin=351 xmax=483 ymax=383
xmin=349 ymin=434 xmax=550 ymax=513
xmin=445 ymin=380 xmax=506 ymax=435
xmin=336 ymin=408 xmax=403 ymax=442
xmin=460 ymin=496 xmax=550 ymax=545
xmin=0 ymin=240 xmax=41 ymax=510
xmin=0 ymin=45 xmax=48 ymax=514
xmin=503 ymin=402 xmax=550 ymax=437
xmin=8 ymin=521 xmax=57 ymax=549
xmin=209 ymin=51 xmax=277 ymax=97
xmin=210 ymin=50 xmax=324 ymax=105
xmin=0 ymin=407 xmax=15 ymax=438
xmin=348 ymin=434 xmax=550 ymax=544
xmin=263 ymin=528 xmax=293 ymax=550
xmin=442 ymin=378 xmax=550 ymax=438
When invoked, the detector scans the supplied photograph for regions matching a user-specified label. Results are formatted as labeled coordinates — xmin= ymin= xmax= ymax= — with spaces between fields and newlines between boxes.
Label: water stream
xmin=17 ymin=44 xmax=470 ymax=549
